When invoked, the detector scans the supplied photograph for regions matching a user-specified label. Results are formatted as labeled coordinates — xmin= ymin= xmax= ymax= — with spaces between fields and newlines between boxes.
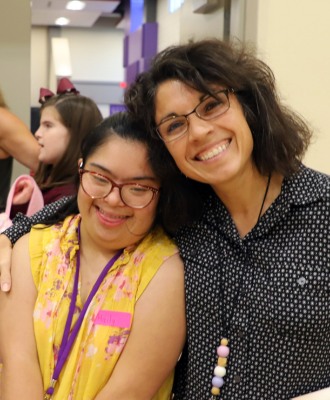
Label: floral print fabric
xmin=30 ymin=214 xmax=178 ymax=400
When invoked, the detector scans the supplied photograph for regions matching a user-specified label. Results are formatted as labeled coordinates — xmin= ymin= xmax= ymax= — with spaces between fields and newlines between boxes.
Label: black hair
xmin=38 ymin=111 xmax=208 ymax=234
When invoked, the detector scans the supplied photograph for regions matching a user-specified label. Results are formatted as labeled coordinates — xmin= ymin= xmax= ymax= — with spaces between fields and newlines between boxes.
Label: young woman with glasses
xmin=0 ymin=112 xmax=186 ymax=400
xmin=1 ymin=39 xmax=330 ymax=399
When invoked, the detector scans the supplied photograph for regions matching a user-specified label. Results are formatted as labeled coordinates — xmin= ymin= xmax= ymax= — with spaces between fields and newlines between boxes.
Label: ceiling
xmin=31 ymin=0 xmax=124 ymax=28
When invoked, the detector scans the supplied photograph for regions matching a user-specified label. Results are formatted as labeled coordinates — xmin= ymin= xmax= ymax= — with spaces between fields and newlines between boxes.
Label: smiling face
xmin=77 ymin=134 xmax=161 ymax=253
xmin=155 ymin=80 xmax=255 ymax=191
xmin=35 ymin=106 xmax=70 ymax=166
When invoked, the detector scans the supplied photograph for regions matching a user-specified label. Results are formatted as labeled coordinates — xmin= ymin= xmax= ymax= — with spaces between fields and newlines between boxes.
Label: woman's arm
xmin=0 ymin=196 xmax=72 ymax=291
xmin=95 ymin=253 xmax=186 ymax=400
xmin=0 ymin=233 xmax=44 ymax=400
xmin=0 ymin=108 xmax=39 ymax=172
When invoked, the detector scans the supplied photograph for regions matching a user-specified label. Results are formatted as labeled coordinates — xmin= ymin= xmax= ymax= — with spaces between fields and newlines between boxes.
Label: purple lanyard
xmin=44 ymin=223 xmax=123 ymax=399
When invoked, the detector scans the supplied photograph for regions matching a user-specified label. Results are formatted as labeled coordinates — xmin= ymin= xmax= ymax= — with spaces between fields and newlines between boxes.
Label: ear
xmin=78 ymin=158 xmax=83 ymax=168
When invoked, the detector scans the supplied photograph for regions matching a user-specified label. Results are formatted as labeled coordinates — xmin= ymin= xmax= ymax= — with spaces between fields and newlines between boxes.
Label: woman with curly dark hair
xmin=1 ymin=39 xmax=330 ymax=400
xmin=124 ymin=39 xmax=329 ymax=400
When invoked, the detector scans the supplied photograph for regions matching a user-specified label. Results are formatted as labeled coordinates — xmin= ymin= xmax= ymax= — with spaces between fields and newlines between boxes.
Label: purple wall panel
xmin=130 ymin=0 xmax=144 ymax=34
xmin=110 ymin=104 xmax=127 ymax=115
xmin=122 ymin=2 xmax=158 ymax=84
xmin=139 ymin=57 xmax=153 ymax=73
xmin=124 ymin=0 xmax=131 ymax=36
xmin=123 ymin=35 xmax=129 ymax=68
xmin=128 ymin=26 xmax=143 ymax=65
xmin=142 ymin=23 xmax=158 ymax=58
xmin=126 ymin=60 xmax=140 ymax=85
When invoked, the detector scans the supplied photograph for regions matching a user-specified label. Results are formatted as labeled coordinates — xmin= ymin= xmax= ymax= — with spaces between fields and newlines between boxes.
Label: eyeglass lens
xmin=157 ymin=91 xmax=230 ymax=142
xmin=81 ymin=172 xmax=154 ymax=208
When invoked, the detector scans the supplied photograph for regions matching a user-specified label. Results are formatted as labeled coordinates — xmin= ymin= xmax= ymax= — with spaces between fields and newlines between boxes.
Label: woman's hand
xmin=0 ymin=234 xmax=13 ymax=292
xmin=12 ymin=178 xmax=34 ymax=205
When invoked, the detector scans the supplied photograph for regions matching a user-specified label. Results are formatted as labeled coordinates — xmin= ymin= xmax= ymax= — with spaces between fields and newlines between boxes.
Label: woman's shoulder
xmin=0 ymin=107 xmax=28 ymax=131
xmin=136 ymin=226 xmax=178 ymax=256
xmin=132 ymin=227 xmax=182 ymax=301
xmin=128 ymin=226 xmax=179 ymax=275
xmin=31 ymin=214 xmax=80 ymax=248
xmin=30 ymin=215 xmax=80 ymax=287
xmin=0 ymin=107 xmax=13 ymax=123
xmin=286 ymin=165 xmax=330 ymax=204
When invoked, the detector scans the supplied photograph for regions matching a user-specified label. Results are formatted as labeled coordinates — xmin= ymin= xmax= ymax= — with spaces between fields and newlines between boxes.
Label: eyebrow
xmin=159 ymin=93 xmax=209 ymax=124
xmin=89 ymin=162 xmax=157 ymax=182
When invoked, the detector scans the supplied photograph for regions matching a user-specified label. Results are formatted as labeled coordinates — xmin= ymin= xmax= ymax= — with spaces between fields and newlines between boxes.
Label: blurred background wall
xmin=0 ymin=0 xmax=31 ymax=179
xmin=245 ymin=0 xmax=330 ymax=174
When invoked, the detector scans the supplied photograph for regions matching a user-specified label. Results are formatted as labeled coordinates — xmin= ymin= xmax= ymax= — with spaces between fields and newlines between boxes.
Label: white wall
xmin=61 ymin=26 xmax=125 ymax=82
xmin=157 ymin=0 xmax=181 ymax=51
xmin=180 ymin=0 xmax=224 ymax=43
xmin=0 ymin=0 xmax=31 ymax=181
xmin=31 ymin=25 xmax=125 ymax=99
xmin=156 ymin=0 xmax=224 ymax=52
xmin=244 ymin=0 xmax=330 ymax=174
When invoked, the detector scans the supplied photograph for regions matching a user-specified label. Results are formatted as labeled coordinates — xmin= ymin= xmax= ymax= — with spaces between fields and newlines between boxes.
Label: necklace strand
xmin=210 ymin=173 xmax=271 ymax=399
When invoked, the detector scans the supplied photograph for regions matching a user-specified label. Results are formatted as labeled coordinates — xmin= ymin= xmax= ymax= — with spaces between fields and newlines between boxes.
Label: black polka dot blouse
xmin=173 ymin=165 xmax=330 ymax=400
xmin=3 ymin=197 xmax=71 ymax=244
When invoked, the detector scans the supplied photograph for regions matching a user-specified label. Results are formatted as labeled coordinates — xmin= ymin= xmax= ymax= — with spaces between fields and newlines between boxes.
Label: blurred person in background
xmin=0 ymin=85 xmax=39 ymax=212
xmin=9 ymin=79 xmax=103 ymax=218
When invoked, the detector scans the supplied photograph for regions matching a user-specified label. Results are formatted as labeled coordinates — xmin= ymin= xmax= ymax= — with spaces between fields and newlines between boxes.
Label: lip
xmin=195 ymin=139 xmax=231 ymax=161
xmin=95 ymin=205 xmax=128 ymax=227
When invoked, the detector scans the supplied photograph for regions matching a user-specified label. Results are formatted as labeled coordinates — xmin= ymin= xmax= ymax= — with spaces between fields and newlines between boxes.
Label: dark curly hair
xmin=125 ymin=39 xmax=313 ymax=178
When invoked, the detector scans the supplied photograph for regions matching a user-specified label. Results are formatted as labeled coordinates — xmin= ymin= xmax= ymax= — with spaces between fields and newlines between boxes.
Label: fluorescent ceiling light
xmin=66 ymin=1 xmax=86 ymax=11
xmin=55 ymin=17 xmax=70 ymax=25
xmin=52 ymin=38 xmax=72 ymax=77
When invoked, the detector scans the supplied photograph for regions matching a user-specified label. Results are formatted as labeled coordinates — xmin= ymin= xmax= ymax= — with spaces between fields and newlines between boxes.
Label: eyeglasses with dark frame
xmin=79 ymin=169 xmax=160 ymax=209
xmin=156 ymin=88 xmax=235 ymax=143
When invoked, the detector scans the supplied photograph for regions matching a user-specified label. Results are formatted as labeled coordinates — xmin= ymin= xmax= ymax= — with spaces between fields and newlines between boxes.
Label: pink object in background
xmin=0 ymin=175 xmax=44 ymax=233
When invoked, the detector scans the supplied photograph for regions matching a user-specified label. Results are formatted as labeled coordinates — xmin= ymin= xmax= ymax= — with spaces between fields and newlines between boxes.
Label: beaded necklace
xmin=210 ymin=174 xmax=271 ymax=399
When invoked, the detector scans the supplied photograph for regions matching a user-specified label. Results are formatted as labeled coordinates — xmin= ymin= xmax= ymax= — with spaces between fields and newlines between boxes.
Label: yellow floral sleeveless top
xmin=30 ymin=214 xmax=179 ymax=400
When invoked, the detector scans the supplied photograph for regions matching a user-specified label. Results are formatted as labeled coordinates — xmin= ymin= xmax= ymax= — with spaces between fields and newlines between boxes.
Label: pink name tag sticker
xmin=94 ymin=310 xmax=131 ymax=328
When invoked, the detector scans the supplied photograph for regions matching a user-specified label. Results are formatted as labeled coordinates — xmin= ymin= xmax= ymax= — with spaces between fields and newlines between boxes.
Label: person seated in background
xmin=0 ymin=112 xmax=186 ymax=400
xmin=10 ymin=79 xmax=103 ymax=218
xmin=0 ymin=86 xmax=39 ymax=212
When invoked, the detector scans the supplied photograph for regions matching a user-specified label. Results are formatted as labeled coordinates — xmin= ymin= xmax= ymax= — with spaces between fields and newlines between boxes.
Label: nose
xmin=187 ymin=113 xmax=214 ymax=142
xmin=103 ymin=186 xmax=125 ymax=207
xmin=35 ymin=126 xmax=42 ymax=140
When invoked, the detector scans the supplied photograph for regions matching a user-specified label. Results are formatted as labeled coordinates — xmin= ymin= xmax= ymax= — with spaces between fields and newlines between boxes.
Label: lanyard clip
xmin=44 ymin=379 xmax=57 ymax=400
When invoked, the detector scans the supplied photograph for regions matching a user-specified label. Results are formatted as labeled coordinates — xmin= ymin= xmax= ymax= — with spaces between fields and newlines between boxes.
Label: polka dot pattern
xmin=3 ymin=197 xmax=72 ymax=244
xmin=173 ymin=166 xmax=330 ymax=400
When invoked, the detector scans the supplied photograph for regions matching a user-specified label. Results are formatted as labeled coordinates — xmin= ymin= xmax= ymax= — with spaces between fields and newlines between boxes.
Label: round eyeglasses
xmin=79 ymin=169 xmax=160 ymax=209
xmin=156 ymin=88 xmax=234 ymax=143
